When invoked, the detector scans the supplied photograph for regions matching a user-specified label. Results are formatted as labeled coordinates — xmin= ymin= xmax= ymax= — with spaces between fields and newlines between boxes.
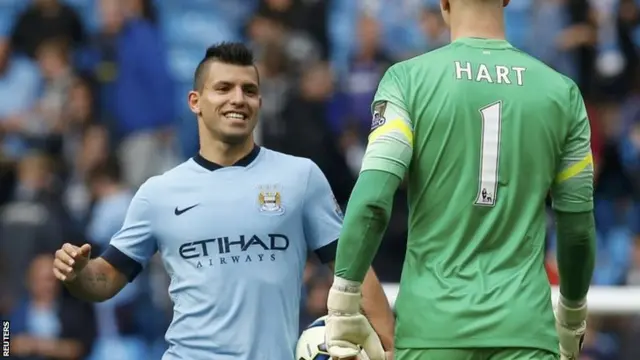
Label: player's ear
xmin=188 ymin=90 xmax=201 ymax=115
xmin=440 ymin=0 xmax=450 ymax=12
xmin=439 ymin=0 xmax=450 ymax=25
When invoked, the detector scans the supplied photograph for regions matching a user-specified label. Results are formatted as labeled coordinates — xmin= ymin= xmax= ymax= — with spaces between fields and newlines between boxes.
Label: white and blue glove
xmin=554 ymin=297 xmax=587 ymax=360
xmin=325 ymin=276 xmax=386 ymax=360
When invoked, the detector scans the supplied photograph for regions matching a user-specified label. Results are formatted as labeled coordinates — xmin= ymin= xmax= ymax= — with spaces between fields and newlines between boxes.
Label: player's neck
xmin=199 ymin=138 xmax=255 ymax=167
xmin=449 ymin=9 xmax=506 ymax=42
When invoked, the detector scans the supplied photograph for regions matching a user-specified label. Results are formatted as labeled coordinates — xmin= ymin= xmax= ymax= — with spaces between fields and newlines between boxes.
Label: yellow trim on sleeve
xmin=555 ymin=152 xmax=593 ymax=183
xmin=368 ymin=118 xmax=413 ymax=147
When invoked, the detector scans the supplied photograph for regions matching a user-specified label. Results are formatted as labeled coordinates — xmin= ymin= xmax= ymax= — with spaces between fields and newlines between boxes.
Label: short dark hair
xmin=193 ymin=42 xmax=257 ymax=91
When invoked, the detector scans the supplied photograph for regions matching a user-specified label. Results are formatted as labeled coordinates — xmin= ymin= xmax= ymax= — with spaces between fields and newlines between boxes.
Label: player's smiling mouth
xmin=223 ymin=111 xmax=248 ymax=120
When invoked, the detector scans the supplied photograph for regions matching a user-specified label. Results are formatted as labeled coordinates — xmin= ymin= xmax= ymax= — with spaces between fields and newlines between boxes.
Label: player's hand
xmin=53 ymin=243 xmax=92 ymax=282
xmin=325 ymin=277 xmax=386 ymax=360
xmin=554 ymin=297 xmax=587 ymax=360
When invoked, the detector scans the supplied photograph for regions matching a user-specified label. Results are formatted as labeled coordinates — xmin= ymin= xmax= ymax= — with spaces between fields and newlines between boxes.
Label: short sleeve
xmin=101 ymin=181 xmax=157 ymax=281
xmin=303 ymin=162 xmax=343 ymax=263
xmin=371 ymin=64 xmax=408 ymax=112
xmin=550 ymin=83 xmax=594 ymax=213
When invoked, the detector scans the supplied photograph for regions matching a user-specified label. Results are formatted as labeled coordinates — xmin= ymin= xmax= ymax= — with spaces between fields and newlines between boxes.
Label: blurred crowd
xmin=0 ymin=0 xmax=638 ymax=359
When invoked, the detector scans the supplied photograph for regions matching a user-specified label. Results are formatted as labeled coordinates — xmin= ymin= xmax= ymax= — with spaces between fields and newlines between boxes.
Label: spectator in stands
xmin=84 ymin=156 xmax=152 ymax=360
xmin=300 ymin=262 xmax=332 ymax=330
xmin=255 ymin=0 xmax=330 ymax=60
xmin=123 ymin=0 xmax=157 ymax=24
xmin=0 ymin=37 xmax=40 ymax=160
xmin=9 ymin=0 xmax=86 ymax=59
xmin=84 ymin=0 xmax=174 ymax=188
xmin=619 ymin=91 xmax=640 ymax=195
xmin=562 ymin=0 xmax=597 ymax=96
xmin=418 ymin=7 xmax=448 ymax=51
xmin=85 ymin=156 xmax=130 ymax=254
xmin=249 ymin=6 xmax=323 ymax=78
xmin=332 ymin=14 xmax=391 ymax=175
xmin=60 ymin=75 xmax=98 ymax=174
xmin=531 ymin=0 xmax=594 ymax=80
xmin=252 ymin=41 xmax=292 ymax=147
xmin=367 ymin=0 xmax=426 ymax=59
xmin=2 ymin=37 xmax=76 ymax=160
xmin=342 ymin=14 xmax=391 ymax=140
xmin=33 ymin=37 xmax=76 ymax=154
xmin=61 ymin=78 xmax=101 ymax=224
xmin=0 ymin=153 xmax=67 ymax=312
xmin=282 ymin=62 xmax=355 ymax=204
xmin=64 ymin=123 xmax=110 ymax=225
xmin=589 ymin=0 xmax=639 ymax=101
xmin=9 ymin=254 xmax=96 ymax=360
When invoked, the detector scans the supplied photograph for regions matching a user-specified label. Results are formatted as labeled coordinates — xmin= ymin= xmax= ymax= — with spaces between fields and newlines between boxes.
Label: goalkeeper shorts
xmin=396 ymin=347 xmax=558 ymax=360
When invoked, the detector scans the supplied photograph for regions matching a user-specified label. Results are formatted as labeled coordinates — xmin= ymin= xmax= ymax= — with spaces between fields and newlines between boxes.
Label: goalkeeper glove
xmin=325 ymin=276 xmax=386 ymax=360
xmin=554 ymin=296 xmax=587 ymax=360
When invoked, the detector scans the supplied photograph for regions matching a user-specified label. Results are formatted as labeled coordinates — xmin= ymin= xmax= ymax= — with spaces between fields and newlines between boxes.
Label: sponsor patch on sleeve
xmin=370 ymin=101 xmax=387 ymax=132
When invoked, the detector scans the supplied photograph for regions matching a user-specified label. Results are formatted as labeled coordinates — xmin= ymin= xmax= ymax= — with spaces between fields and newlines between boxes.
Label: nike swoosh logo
xmin=174 ymin=204 xmax=199 ymax=216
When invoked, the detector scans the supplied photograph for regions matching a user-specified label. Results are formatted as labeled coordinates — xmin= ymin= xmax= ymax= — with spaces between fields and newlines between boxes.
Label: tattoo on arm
xmin=65 ymin=260 xmax=124 ymax=302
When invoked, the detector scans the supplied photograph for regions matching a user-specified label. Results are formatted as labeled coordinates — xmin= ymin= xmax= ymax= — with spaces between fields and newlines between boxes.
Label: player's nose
xmin=229 ymin=86 xmax=247 ymax=105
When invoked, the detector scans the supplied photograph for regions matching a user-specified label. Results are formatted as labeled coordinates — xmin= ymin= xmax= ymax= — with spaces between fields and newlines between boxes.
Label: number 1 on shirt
xmin=474 ymin=101 xmax=502 ymax=207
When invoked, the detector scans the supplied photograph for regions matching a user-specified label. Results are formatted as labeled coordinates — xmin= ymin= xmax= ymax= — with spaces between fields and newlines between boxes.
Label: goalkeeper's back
xmin=383 ymin=38 xmax=593 ymax=352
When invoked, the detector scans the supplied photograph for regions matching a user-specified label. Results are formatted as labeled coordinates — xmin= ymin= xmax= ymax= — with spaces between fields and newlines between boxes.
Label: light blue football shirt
xmin=101 ymin=146 xmax=342 ymax=360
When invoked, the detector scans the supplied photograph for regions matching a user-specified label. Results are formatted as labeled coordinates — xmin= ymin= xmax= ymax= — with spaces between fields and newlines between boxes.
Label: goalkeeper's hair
xmin=193 ymin=42 xmax=258 ymax=91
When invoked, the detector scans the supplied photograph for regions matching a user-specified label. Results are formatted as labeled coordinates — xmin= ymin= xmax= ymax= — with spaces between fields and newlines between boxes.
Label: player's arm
xmin=63 ymin=181 xmax=158 ymax=302
xmin=550 ymin=83 xmax=596 ymax=359
xmin=326 ymin=66 xmax=411 ymax=360
xmin=62 ymin=257 xmax=127 ymax=302
xmin=301 ymin=161 xmax=394 ymax=355
xmin=333 ymin=66 xmax=411 ymax=283
xmin=551 ymin=83 xmax=596 ymax=304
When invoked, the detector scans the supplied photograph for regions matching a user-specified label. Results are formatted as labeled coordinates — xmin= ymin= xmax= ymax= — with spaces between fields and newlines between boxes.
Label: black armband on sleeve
xmin=100 ymin=245 xmax=143 ymax=282
xmin=314 ymin=240 xmax=338 ymax=264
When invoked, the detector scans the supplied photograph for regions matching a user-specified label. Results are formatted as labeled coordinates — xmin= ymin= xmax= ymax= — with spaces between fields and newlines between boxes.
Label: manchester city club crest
xmin=258 ymin=185 xmax=285 ymax=214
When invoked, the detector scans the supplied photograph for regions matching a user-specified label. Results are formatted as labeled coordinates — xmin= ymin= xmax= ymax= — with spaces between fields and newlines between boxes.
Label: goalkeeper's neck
xmin=447 ymin=1 xmax=506 ymax=42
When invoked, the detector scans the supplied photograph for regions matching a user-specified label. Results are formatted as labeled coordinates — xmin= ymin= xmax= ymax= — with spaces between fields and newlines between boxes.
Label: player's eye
xmin=243 ymin=87 xmax=258 ymax=96
xmin=213 ymin=82 xmax=233 ymax=92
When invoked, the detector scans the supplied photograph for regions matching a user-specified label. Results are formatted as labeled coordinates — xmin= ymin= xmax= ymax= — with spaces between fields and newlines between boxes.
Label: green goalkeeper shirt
xmin=334 ymin=37 xmax=595 ymax=353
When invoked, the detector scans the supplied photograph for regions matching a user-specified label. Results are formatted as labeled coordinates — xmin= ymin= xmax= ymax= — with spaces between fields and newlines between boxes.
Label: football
xmin=296 ymin=316 xmax=369 ymax=360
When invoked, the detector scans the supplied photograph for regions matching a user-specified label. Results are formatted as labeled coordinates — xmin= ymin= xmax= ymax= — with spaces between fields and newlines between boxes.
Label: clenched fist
xmin=53 ymin=243 xmax=92 ymax=282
